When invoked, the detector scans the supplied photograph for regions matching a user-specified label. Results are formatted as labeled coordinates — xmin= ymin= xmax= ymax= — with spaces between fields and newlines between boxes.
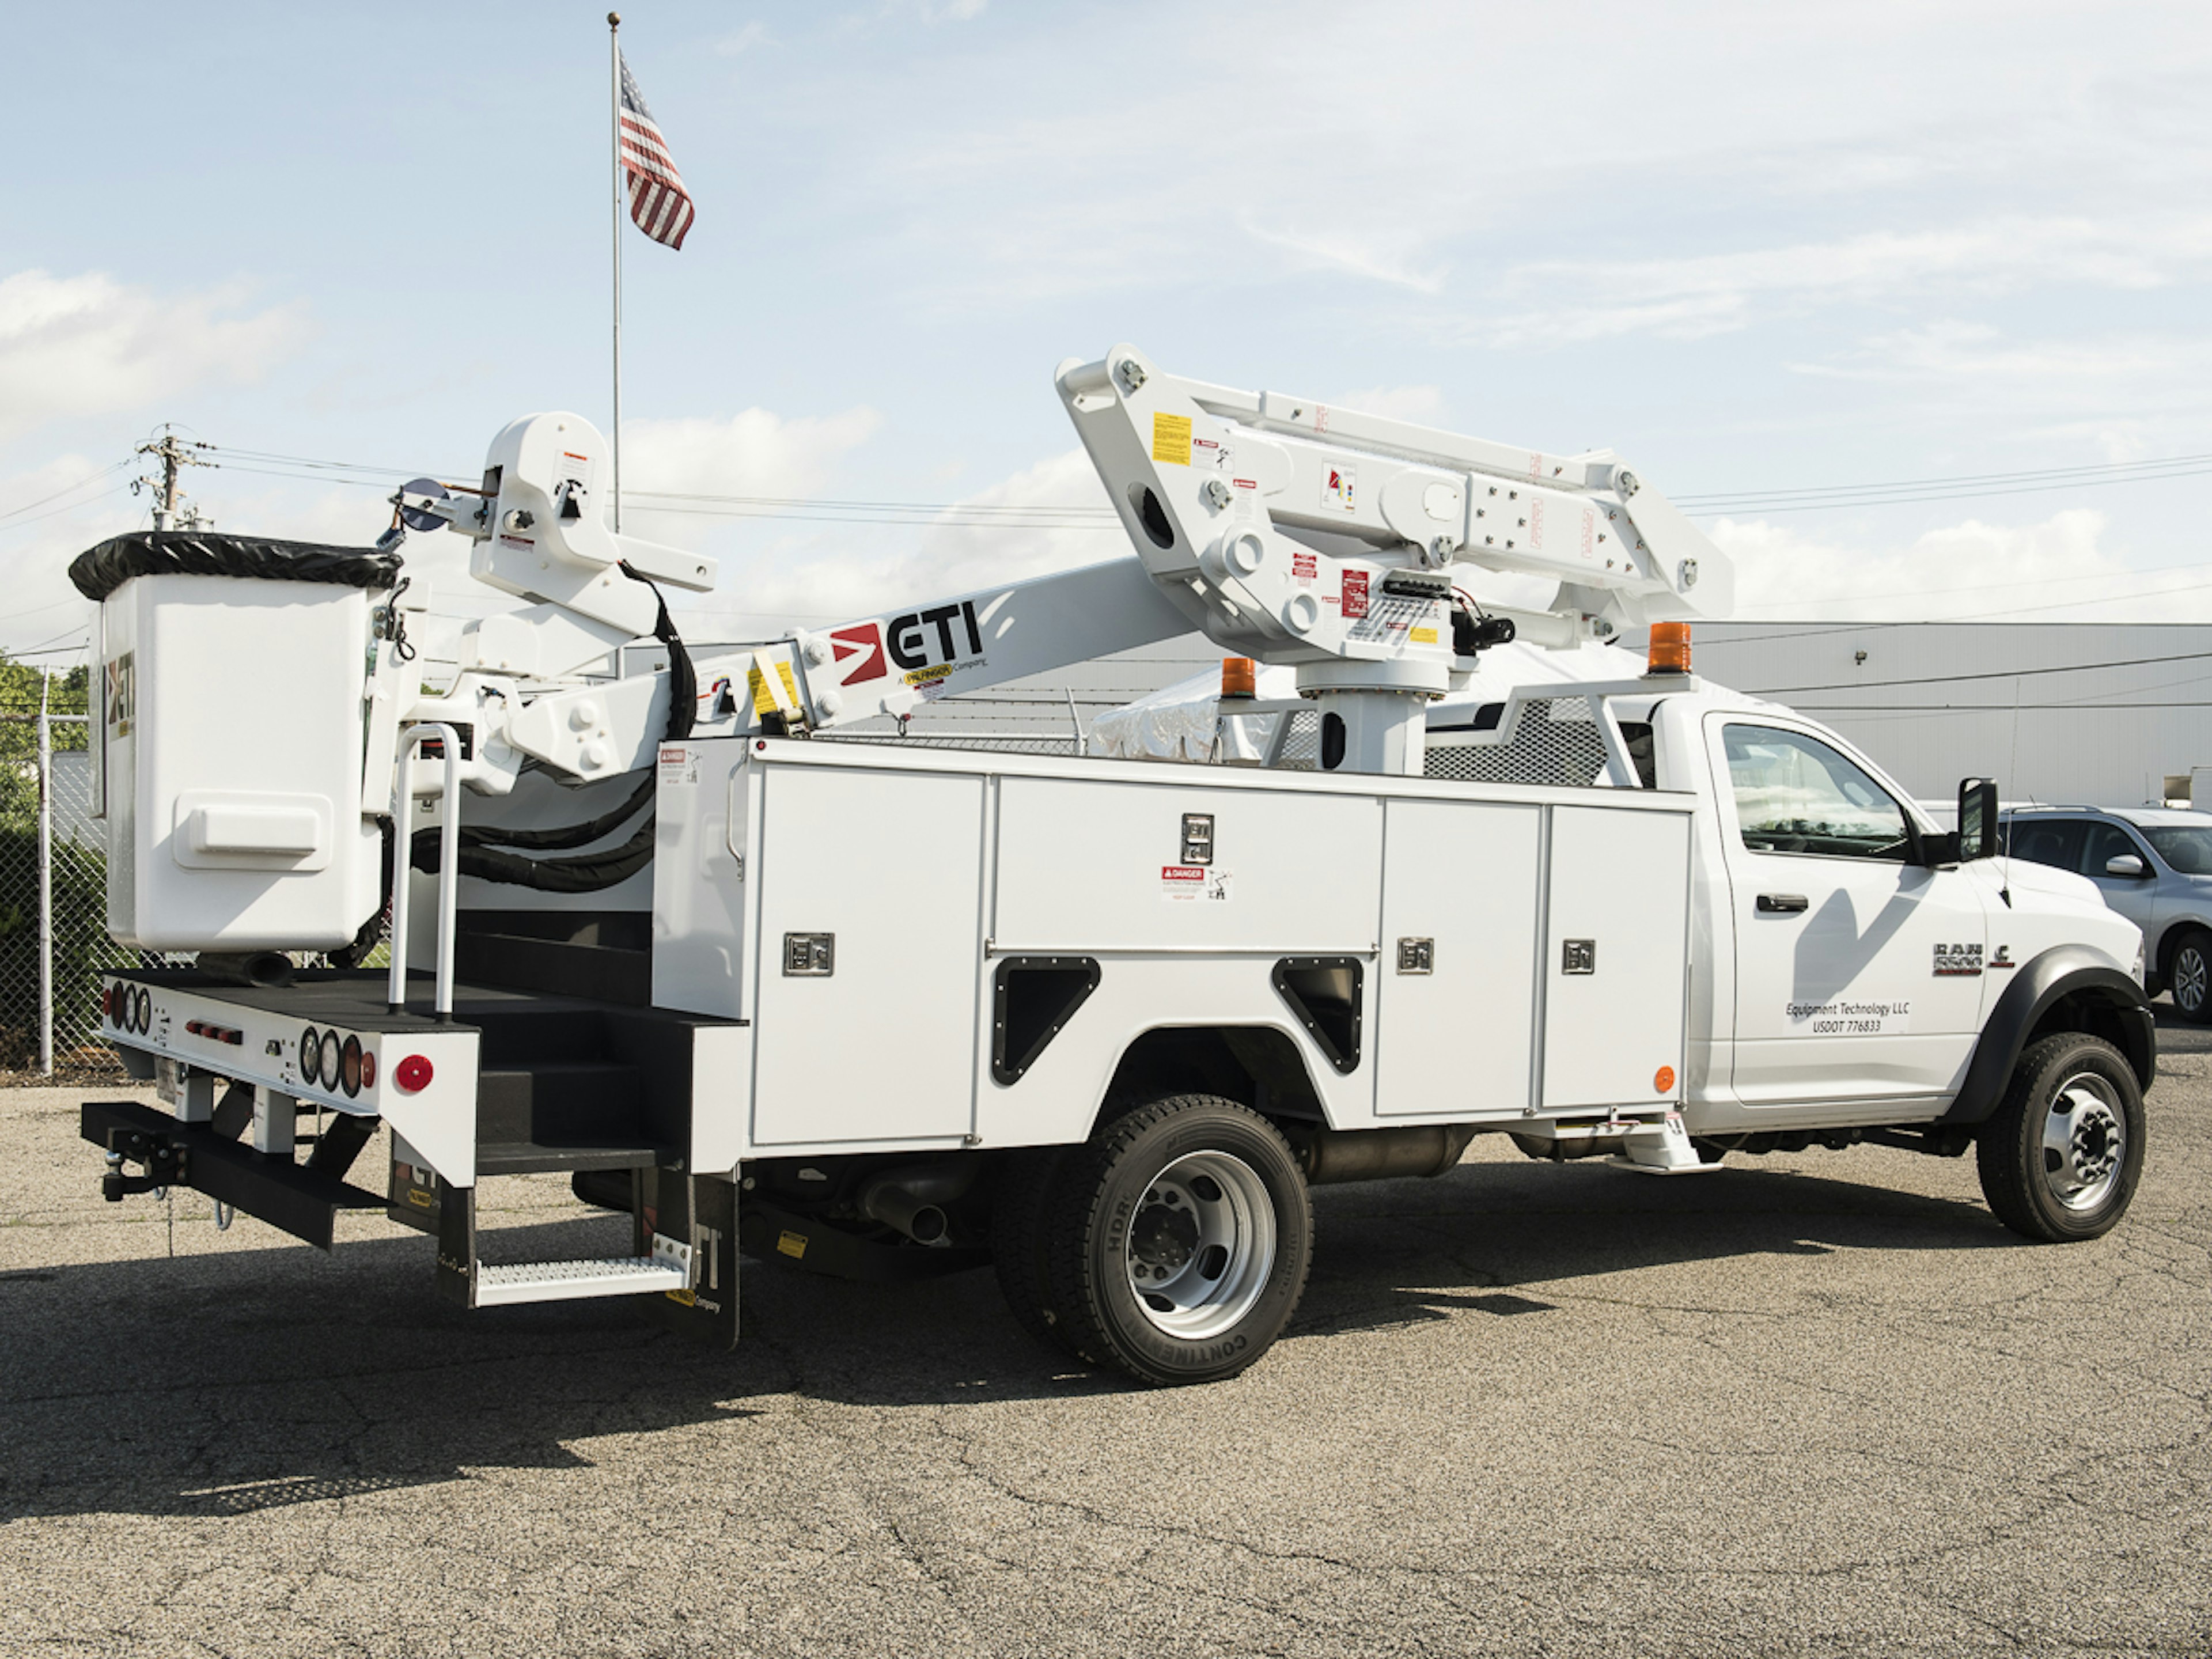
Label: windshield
xmin=2143 ymin=825 xmax=2212 ymax=875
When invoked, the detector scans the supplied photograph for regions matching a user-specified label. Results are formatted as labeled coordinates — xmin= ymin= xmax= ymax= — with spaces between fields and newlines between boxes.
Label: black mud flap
xmin=640 ymin=1168 xmax=741 ymax=1350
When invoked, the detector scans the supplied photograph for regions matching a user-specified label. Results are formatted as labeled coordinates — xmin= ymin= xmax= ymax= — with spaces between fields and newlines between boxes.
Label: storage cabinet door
xmin=1375 ymin=798 xmax=1543 ymax=1118
xmin=751 ymin=767 xmax=986 ymax=1146
xmin=1541 ymin=805 xmax=1691 ymax=1111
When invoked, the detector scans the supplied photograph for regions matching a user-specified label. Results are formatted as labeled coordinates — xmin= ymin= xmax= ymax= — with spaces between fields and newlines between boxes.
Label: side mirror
xmin=2105 ymin=853 xmax=2149 ymax=880
xmin=1957 ymin=777 xmax=2000 ymax=861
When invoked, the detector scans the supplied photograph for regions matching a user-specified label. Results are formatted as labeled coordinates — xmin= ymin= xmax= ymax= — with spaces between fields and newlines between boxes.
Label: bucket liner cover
xmin=70 ymin=531 xmax=402 ymax=602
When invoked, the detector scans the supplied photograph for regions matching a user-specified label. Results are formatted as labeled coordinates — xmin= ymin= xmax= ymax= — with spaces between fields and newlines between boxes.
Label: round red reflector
xmin=359 ymin=1050 xmax=377 ymax=1090
xmin=1654 ymin=1065 xmax=1677 ymax=1094
xmin=394 ymin=1054 xmax=434 ymax=1093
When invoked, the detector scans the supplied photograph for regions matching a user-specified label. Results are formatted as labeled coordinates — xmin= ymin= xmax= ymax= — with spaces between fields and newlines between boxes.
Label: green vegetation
xmin=1 ymin=654 xmax=105 ymax=1070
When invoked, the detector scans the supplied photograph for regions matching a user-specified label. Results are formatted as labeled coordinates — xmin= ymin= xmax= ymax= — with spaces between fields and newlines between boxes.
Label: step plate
xmin=474 ymin=1256 xmax=688 ymax=1306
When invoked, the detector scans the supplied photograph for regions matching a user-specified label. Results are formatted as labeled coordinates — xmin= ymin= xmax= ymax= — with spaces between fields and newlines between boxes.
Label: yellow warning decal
xmin=776 ymin=1230 xmax=808 ymax=1260
xmin=664 ymin=1286 xmax=696 ymax=1307
xmin=748 ymin=659 xmax=801 ymax=717
xmin=1152 ymin=411 xmax=1193 ymax=466
xmin=1410 ymin=627 xmax=1439 ymax=645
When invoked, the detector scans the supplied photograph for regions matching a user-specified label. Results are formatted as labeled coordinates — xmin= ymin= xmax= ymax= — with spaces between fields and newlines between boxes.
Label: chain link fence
xmin=1 ymin=700 xmax=148 ymax=1080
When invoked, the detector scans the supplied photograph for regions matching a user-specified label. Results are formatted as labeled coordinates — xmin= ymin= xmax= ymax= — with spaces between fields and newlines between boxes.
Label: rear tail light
xmin=359 ymin=1050 xmax=377 ymax=1090
xmin=340 ymin=1035 xmax=363 ymax=1097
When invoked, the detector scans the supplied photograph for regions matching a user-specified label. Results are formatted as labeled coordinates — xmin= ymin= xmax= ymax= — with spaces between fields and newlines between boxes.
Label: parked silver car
xmin=2003 ymin=806 xmax=2212 ymax=1019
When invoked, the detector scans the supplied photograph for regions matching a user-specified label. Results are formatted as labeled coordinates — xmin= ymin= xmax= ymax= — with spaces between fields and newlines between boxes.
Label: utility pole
xmin=134 ymin=426 xmax=213 ymax=531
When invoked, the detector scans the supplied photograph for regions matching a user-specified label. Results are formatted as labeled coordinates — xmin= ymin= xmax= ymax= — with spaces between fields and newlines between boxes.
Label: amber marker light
xmin=1647 ymin=622 xmax=1692 ymax=675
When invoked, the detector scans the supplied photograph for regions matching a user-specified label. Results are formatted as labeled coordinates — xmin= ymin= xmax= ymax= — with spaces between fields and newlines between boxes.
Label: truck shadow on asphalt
xmin=0 ymin=1158 xmax=2013 ymax=1523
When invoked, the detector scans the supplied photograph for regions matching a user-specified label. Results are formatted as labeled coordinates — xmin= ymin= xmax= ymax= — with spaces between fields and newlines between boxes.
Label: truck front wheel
xmin=1041 ymin=1094 xmax=1313 ymax=1386
xmin=1975 ymin=1033 xmax=2145 ymax=1242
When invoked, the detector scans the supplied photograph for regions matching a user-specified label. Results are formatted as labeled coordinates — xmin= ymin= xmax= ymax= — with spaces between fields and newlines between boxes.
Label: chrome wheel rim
xmin=2040 ymin=1072 xmax=2127 ymax=1213
xmin=1123 ymin=1150 xmax=1277 ymax=1341
xmin=2175 ymin=947 xmax=2207 ymax=1014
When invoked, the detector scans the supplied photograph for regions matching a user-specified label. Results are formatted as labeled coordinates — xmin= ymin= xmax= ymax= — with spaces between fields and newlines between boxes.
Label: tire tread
xmin=1975 ymin=1031 xmax=2143 ymax=1242
xmin=1041 ymin=1093 xmax=1311 ymax=1385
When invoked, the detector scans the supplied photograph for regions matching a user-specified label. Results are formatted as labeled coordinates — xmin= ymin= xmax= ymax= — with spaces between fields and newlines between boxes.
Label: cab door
xmin=1710 ymin=717 xmax=1993 ymax=1112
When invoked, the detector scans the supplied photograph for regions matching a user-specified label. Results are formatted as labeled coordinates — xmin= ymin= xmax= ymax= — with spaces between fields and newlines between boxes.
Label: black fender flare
xmin=1941 ymin=945 xmax=2155 ymax=1126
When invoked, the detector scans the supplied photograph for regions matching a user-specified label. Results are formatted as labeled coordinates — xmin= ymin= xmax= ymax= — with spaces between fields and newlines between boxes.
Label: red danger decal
xmin=1342 ymin=569 xmax=1369 ymax=619
xmin=831 ymin=623 xmax=887 ymax=685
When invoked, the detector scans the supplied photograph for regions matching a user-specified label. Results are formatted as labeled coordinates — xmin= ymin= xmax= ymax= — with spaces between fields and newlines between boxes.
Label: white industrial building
xmin=810 ymin=620 xmax=2209 ymax=813
xmin=1692 ymin=622 xmax=2212 ymax=810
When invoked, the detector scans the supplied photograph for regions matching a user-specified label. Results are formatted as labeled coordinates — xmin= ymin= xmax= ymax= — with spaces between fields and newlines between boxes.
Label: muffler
xmin=1293 ymin=1123 xmax=1478 ymax=1185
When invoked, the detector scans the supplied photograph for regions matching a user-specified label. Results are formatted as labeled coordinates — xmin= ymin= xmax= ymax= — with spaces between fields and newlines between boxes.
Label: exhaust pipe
xmin=857 ymin=1162 xmax=978 ymax=1247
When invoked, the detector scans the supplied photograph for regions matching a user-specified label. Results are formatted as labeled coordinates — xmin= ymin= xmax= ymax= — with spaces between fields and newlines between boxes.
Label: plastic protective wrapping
xmin=1087 ymin=641 xmax=1657 ymax=763
xmin=69 ymin=531 xmax=402 ymax=603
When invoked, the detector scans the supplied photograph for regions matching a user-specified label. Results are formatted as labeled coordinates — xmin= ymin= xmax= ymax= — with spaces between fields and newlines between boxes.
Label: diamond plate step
xmin=472 ymin=1234 xmax=693 ymax=1306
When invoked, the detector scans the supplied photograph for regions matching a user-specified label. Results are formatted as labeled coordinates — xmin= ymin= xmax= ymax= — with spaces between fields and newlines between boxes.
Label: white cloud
xmin=714 ymin=21 xmax=770 ymax=55
xmin=1476 ymin=217 xmax=2212 ymax=347
xmin=0 ymin=270 xmax=308 ymax=443
xmin=701 ymin=445 xmax=1124 ymax=628
xmin=1711 ymin=508 xmax=2212 ymax=624
xmin=1332 ymin=384 xmax=1446 ymax=425
xmin=622 ymin=406 xmax=881 ymax=497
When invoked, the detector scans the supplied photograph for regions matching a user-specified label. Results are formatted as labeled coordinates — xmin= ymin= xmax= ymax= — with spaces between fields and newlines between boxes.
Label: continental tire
xmin=1976 ymin=1032 xmax=2145 ymax=1243
xmin=990 ymin=1146 xmax=1080 ymax=1357
xmin=2168 ymin=929 xmax=2212 ymax=1024
xmin=1042 ymin=1094 xmax=1312 ymax=1387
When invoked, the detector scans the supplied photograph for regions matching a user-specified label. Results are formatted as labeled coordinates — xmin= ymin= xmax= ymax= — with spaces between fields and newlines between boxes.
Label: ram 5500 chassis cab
xmin=78 ymin=349 xmax=2152 ymax=1385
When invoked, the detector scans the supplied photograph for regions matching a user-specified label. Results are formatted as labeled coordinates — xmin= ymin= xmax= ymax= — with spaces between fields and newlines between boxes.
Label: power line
xmin=1672 ymin=449 xmax=2212 ymax=513
xmin=1753 ymin=646 xmax=2212 ymax=696
xmin=0 ymin=457 xmax=135 ymax=525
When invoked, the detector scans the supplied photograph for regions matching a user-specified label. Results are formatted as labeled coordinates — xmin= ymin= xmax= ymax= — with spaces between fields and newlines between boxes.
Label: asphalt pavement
xmin=2 ymin=1021 xmax=2207 ymax=1658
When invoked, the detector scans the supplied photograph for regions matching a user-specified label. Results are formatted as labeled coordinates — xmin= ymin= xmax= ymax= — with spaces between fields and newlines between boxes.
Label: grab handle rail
xmin=387 ymin=722 xmax=463 ymax=1019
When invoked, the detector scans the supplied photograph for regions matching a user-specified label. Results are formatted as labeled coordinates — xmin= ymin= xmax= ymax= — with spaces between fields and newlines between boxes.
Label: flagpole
xmin=608 ymin=11 xmax=623 ymax=534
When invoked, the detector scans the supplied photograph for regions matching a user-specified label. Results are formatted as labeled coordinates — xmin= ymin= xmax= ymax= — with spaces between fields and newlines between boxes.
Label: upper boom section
xmin=1057 ymin=344 xmax=1733 ymax=665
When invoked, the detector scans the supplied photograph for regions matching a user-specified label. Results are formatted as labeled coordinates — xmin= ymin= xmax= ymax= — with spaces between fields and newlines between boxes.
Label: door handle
xmin=1757 ymin=893 xmax=1809 ymax=914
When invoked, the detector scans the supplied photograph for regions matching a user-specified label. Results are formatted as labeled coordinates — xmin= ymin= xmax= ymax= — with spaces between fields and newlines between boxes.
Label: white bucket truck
xmin=78 ymin=349 xmax=2152 ymax=1385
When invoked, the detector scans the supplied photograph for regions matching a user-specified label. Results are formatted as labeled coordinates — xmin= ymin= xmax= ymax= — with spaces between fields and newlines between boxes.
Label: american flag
xmin=618 ymin=52 xmax=695 ymax=250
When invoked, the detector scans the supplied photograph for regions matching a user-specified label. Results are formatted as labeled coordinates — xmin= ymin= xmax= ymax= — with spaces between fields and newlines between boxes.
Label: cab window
xmin=2009 ymin=819 xmax=2088 ymax=872
xmin=2082 ymin=821 xmax=2149 ymax=877
xmin=1722 ymin=725 xmax=1911 ymax=860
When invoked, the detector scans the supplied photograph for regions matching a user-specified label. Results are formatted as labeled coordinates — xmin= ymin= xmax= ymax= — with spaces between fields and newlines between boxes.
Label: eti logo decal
xmin=830 ymin=623 xmax=886 ymax=685
xmin=1933 ymin=942 xmax=1984 ymax=978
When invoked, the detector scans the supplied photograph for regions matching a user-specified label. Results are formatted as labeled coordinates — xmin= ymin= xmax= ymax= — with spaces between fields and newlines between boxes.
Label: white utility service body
xmin=73 ymin=348 xmax=2156 ymax=1385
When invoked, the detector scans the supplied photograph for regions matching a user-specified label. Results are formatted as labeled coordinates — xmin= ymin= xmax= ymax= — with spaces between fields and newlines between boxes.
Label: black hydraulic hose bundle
xmin=404 ymin=563 xmax=699 ymax=894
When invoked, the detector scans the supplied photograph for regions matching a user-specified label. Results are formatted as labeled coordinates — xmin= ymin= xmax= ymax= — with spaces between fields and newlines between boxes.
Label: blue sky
xmin=5 ymin=0 xmax=2211 ymax=661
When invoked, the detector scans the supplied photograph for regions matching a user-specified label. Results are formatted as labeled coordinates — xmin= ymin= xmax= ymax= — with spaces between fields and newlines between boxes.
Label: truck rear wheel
xmin=1041 ymin=1094 xmax=1312 ymax=1386
xmin=1975 ymin=1032 xmax=2145 ymax=1242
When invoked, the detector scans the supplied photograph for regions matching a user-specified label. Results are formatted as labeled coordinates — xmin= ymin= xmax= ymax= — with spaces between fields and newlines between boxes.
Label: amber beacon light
xmin=1219 ymin=657 xmax=1257 ymax=699
xmin=1647 ymin=622 xmax=1692 ymax=675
